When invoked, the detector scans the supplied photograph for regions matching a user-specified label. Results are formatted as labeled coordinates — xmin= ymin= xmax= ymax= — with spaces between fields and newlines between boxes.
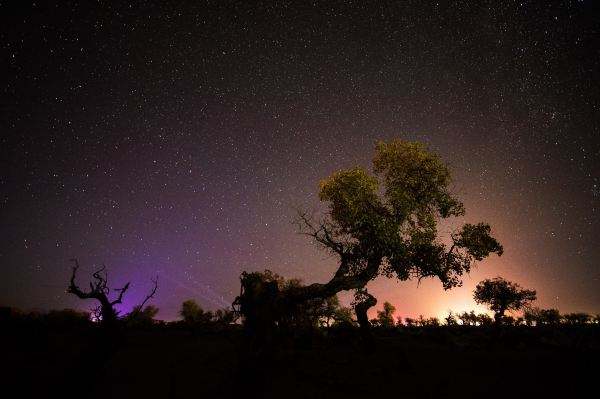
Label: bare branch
xmin=137 ymin=276 xmax=159 ymax=310
xmin=68 ymin=258 xmax=80 ymax=290
xmin=296 ymin=210 xmax=347 ymax=256
xmin=91 ymin=265 xmax=108 ymax=294
xmin=110 ymin=282 xmax=131 ymax=306
xmin=67 ymin=258 xmax=94 ymax=299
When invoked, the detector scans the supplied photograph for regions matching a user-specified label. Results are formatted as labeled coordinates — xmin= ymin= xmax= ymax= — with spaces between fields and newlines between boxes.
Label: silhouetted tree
xmin=375 ymin=301 xmax=396 ymax=328
xmin=66 ymin=259 xmax=158 ymax=327
xmin=444 ymin=311 xmax=458 ymax=326
xmin=236 ymin=140 xmax=502 ymax=339
xmin=473 ymin=277 xmax=536 ymax=325
xmin=66 ymin=259 xmax=127 ymax=325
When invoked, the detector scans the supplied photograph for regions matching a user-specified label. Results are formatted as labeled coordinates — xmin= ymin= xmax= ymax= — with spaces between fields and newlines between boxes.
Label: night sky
xmin=2 ymin=1 xmax=599 ymax=320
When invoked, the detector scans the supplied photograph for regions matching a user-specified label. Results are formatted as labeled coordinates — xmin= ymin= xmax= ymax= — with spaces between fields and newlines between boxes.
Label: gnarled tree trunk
xmin=236 ymin=256 xmax=382 ymax=350
xmin=354 ymin=291 xmax=377 ymax=332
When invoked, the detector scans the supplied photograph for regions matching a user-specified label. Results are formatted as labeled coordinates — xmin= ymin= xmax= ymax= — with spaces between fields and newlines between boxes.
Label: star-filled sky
xmin=2 ymin=1 xmax=599 ymax=320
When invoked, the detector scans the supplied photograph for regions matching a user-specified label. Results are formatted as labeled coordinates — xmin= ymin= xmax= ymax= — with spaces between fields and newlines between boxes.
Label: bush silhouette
xmin=123 ymin=305 xmax=159 ymax=328
xmin=45 ymin=308 xmax=91 ymax=328
xmin=180 ymin=299 xmax=213 ymax=325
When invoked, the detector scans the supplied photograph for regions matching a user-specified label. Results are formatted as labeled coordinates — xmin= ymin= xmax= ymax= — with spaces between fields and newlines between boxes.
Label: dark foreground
xmin=2 ymin=325 xmax=598 ymax=399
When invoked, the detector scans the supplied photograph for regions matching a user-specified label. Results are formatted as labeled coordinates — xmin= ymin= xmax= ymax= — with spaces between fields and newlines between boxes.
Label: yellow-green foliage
xmin=313 ymin=139 xmax=503 ymax=290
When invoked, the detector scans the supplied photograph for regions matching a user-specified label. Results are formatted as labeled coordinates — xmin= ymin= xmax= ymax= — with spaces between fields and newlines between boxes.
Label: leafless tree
xmin=67 ymin=258 xmax=158 ymax=326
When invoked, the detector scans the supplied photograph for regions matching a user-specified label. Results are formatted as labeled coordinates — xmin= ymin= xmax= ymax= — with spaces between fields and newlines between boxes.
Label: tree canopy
xmin=299 ymin=140 xmax=503 ymax=295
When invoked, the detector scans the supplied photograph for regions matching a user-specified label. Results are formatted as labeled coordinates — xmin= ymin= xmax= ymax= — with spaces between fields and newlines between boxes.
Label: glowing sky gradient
xmin=2 ymin=1 xmax=599 ymax=320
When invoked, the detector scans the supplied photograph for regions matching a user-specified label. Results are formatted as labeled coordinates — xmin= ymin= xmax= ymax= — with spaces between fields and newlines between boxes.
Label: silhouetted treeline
xmin=0 ymin=301 xmax=239 ymax=332
xmin=395 ymin=310 xmax=600 ymax=328
xmin=2 ymin=302 xmax=598 ymax=332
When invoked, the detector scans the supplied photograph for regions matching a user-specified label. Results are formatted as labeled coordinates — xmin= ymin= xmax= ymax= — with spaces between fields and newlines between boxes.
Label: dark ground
xmin=2 ymin=325 xmax=598 ymax=399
